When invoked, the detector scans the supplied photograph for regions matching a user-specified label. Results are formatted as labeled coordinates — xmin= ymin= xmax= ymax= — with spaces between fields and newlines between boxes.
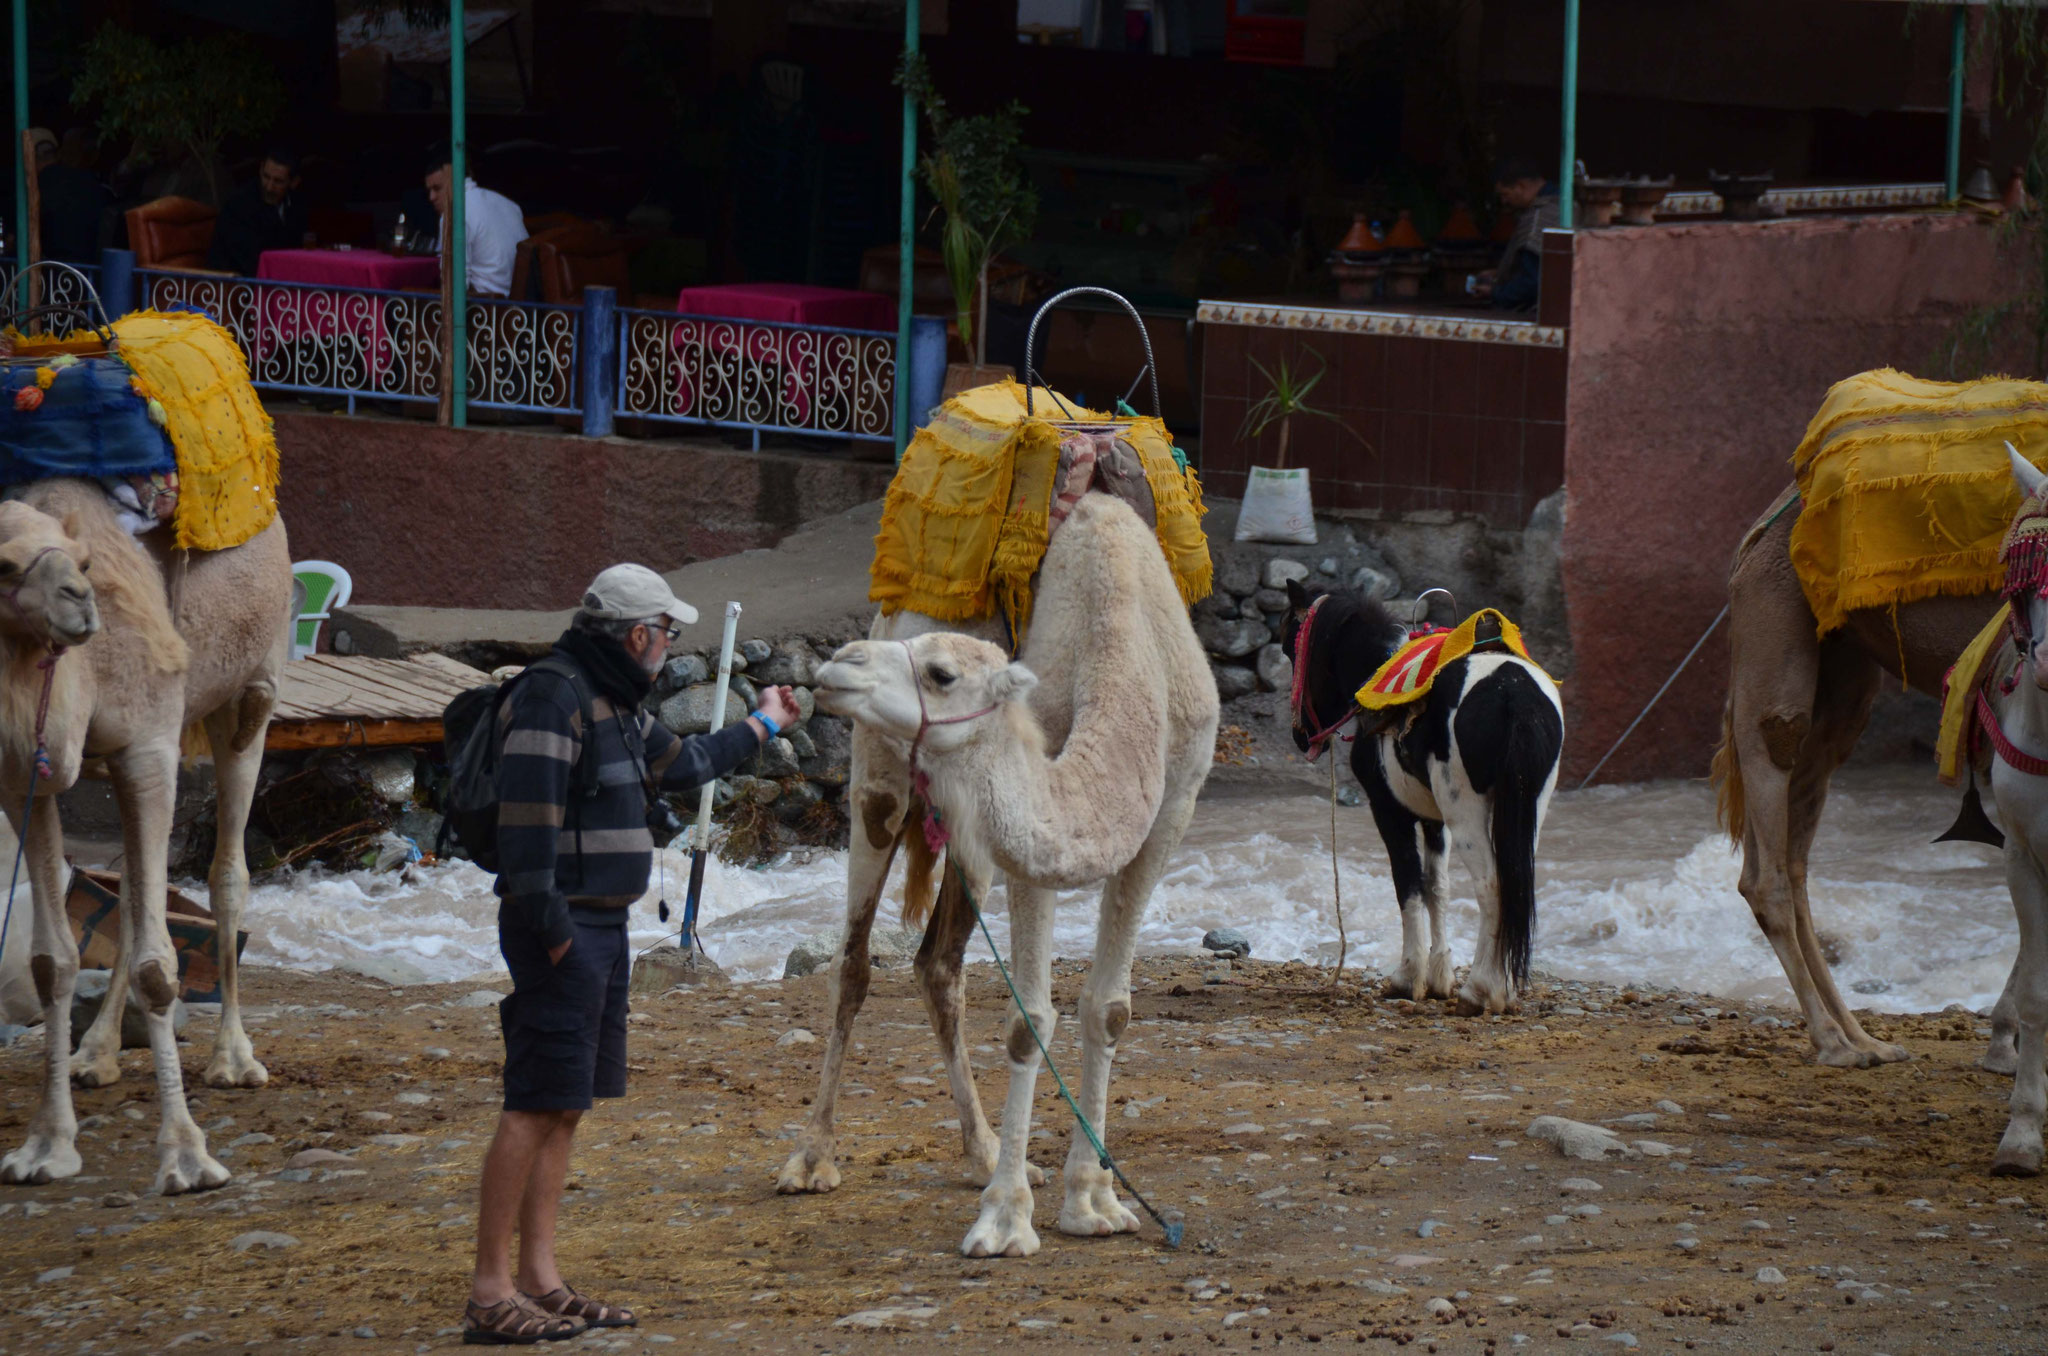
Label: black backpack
xmin=436 ymin=656 xmax=602 ymax=873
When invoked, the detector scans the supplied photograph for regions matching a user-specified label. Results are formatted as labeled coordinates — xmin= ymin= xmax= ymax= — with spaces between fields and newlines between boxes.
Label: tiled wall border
xmin=1658 ymin=182 xmax=1944 ymax=217
xmin=1196 ymin=300 xmax=1566 ymax=349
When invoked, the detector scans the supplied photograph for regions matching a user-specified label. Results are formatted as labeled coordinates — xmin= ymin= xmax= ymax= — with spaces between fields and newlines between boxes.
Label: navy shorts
xmin=498 ymin=908 xmax=631 ymax=1113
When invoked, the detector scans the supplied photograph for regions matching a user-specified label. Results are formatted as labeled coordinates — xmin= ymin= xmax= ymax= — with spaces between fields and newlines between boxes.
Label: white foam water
xmin=224 ymin=764 xmax=2016 ymax=1014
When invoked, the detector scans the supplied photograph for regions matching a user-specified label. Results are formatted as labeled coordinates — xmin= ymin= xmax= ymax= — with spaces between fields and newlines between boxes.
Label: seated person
xmin=1472 ymin=156 xmax=1559 ymax=314
xmin=207 ymin=148 xmax=308 ymax=275
xmin=423 ymin=143 xmax=527 ymax=299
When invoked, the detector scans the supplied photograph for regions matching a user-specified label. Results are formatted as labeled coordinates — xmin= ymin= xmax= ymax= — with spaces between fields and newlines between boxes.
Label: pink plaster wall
xmin=273 ymin=413 xmax=894 ymax=611
xmin=1561 ymin=213 xmax=2027 ymax=784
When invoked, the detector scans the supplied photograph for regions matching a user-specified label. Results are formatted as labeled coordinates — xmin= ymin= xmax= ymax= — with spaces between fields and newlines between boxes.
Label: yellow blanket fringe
xmin=871 ymin=380 xmax=1212 ymax=641
xmin=110 ymin=310 xmax=279 ymax=553
xmin=1935 ymin=603 xmax=2015 ymax=785
xmin=1790 ymin=368 xmax=2048 ymax=637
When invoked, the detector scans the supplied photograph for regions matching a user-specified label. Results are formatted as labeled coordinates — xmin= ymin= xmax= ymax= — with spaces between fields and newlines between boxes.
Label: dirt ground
xmin=0 ymin=957 xmax=2043 ymax=1356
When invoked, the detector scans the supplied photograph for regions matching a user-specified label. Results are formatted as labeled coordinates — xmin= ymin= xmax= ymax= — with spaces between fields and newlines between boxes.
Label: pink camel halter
xmin=900 ymin=640 xmax=1002 ymax=854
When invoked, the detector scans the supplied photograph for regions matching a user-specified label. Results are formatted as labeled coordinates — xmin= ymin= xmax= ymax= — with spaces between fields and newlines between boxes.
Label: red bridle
xmin=900 ymin=639 xmax=1001 ymax=853
xmin=1288 ymin=596 xmax=1357 ymax=762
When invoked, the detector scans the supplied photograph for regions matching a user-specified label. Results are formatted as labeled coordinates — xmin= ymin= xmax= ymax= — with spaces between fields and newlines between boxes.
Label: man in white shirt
xmin=425 ymin=148 xmax=528 ymax=299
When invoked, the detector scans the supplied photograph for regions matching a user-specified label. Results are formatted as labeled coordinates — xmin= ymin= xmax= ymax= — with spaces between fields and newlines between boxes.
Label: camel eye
xmin=76 ymin=556 xmax=90 ymax=574
xmin=926 ymin=665 xmax=956 ymax=688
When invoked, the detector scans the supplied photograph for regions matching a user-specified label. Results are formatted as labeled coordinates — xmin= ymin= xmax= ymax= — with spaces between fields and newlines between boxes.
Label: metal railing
xmin=2 ymin=261 xmax=104 ymax=331
xmin=49 ymin=248 xmax=948 ymax=445
xmin=136 ymin=271 xmax=581 ymax=415
xmin=617 ymin=307 xmax=900 ymax=445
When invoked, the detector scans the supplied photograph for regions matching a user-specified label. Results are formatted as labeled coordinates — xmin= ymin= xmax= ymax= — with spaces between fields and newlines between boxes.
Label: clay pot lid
xmin=1336 ymin=214 xmax=1383 ymax=254
xmin=1382 ymin=209 xmax=1427 ymax=251
xmin=1437 ymin=203 xmax=1481 ymax=242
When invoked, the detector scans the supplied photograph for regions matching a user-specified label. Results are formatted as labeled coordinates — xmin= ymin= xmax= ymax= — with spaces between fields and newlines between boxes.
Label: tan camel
xmin=0 ymin=480 xmax=289 ymax=1193
xmin=802 ymin=493 xmax=1218 ymax=1257
xmin=1713 ymin=485 xmax=2000 ymax=1068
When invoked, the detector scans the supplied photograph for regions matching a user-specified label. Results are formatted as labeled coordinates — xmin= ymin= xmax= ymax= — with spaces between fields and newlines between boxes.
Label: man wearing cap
xmin=464 ymin=564 xmax=798 ymax=1344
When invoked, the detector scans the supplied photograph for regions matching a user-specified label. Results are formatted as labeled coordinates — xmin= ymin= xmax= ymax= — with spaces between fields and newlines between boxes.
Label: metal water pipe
xmin=1946 ymin=4 xmax=1967 ymax=202
xmin=12 ymin=0 xmax=27 ymax=289
xmin=1559 ymin=0 xmax=1579 ymax=230
xmin=451 ymin=0 xmax=468 ymax=428
xmin=894 ymin=0 xmax=920 ymax=462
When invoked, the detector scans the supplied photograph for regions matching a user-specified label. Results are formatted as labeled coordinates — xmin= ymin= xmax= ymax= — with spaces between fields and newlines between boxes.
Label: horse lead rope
xmin=898 ymin=640 xmax=1183 ymax=1248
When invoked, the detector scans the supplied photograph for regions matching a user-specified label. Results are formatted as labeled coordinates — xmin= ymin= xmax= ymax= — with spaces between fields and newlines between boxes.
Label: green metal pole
xmin=12 ymin=0 xmax=27 ymax=288
xmin=1946 ymin=4 xmax=1966 ymax=202
xmin=450 ymin=0 xmax=468 ymax=428
xmin=1559 ymin=0 xmax=1579 ymax=230
xmin=894 ymin=0 xmax=919 ymax=462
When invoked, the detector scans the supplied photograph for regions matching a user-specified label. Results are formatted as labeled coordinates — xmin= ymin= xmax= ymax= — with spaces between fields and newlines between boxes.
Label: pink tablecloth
xmin=258 ymin=249 xmax=439 ymax=290
xmin=674 ymin=283 xmax=893 ymax=330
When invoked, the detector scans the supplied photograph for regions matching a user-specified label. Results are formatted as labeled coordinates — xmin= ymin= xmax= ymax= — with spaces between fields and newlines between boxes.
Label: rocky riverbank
xmin=1 ymin=959 xmax=2040 ymax=1353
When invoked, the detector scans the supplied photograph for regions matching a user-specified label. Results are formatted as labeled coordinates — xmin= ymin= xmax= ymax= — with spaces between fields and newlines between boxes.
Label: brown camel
xmin=0 ymin=479 xmax=290 ymax=1193
xmin=1713 ymin=485 xmax=2000 ymax=1067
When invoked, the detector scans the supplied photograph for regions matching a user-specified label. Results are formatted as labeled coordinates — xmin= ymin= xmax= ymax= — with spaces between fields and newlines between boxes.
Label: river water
xmin=220 ymin=764 xmax=2016 ymax=1015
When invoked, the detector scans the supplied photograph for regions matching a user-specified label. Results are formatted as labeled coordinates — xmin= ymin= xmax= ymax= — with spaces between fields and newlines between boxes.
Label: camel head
xmin=0 ymin=500 xmax=99 ymax=651
xmin=813 ymin=633 xmax=1037 ymax=755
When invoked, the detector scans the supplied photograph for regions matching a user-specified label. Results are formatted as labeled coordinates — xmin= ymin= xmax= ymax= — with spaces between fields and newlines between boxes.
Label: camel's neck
xmin=924 ymin=693 xmax=1166 ymax=891
xmin=0 ymin=631 xmax=88 ymax=781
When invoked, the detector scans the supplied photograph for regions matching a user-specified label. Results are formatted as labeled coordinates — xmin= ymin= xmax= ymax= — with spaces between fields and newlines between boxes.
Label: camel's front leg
xmin=113 ymin=742 xmax=228 ymax=1195
xmin=1995 ymin=835 xmax=2048 ymax=1175
xmin=776 ymin=763 xmax=902 ymax=1195
xmin=201 ymin=697 xmax=271 ymax=1088
xmin=915 ymin=859 xmax=1040 ymax=1187
xmin=1 ymin=792 xmax=84 ymax=1185
xmin=963 ymin=880 xmax=1055 ymax=1258
xmin=71 ymin=866 xmax=131 ymax=1089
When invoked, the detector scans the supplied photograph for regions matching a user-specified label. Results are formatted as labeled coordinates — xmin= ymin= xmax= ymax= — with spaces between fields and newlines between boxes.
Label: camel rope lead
xmin=947 ymin=855 xmax=1184 ymax=1249
xmin=1327 ymin=752 xmax=1347 ymax=989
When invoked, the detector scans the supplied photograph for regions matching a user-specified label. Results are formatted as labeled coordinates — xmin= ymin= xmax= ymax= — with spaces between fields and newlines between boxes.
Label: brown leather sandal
xmin=462 ymin=1294 xmax=585 ymax=1345
xmin=527 ymin=1284 xmax=637 ymax=1329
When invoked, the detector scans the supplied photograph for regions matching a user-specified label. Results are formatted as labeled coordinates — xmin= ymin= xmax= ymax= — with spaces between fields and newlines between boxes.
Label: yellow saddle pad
xmin=1357 ymin=609 xmax=1542 ymax=711
xmin=1790 ymin=369 xmax=2048 ymax=638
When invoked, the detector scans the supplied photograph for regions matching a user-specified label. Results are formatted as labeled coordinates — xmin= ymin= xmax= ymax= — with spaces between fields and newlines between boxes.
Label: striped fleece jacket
xmin=494 ymin=663 xmax=761 ymax=949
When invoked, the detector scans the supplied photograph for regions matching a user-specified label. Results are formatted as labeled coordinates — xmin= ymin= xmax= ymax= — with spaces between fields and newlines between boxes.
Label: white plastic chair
xmin=290 ymin=560 xmax=353 ymax=661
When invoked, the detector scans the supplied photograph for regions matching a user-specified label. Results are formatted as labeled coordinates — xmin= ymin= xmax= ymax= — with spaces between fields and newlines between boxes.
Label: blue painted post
xmin=98 ymin=247 xmax=135 ymax=319
xmin=12 ymin=0 xmax=28 ymax=302
xmin=1946 ymin=5 xmax=1967 ymax=202
xmin=450 ymin=0 xmax=468 ymax=429
xmin=580 ymin=285 xmax=617 ymax=438
xmin=907 ymin=314 xmax=945 ymax=434
xmin=893 ymin=0 xmax=920 ymax=462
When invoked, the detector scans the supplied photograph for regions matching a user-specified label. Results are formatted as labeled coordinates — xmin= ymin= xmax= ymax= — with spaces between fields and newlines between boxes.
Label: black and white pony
xmin=1282 ymin=580 xmax=1565 ymax=1013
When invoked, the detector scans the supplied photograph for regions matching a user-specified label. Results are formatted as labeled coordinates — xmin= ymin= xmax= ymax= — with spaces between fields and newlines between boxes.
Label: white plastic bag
xmin=1234 ymin=465 xmax=1318 ymax=545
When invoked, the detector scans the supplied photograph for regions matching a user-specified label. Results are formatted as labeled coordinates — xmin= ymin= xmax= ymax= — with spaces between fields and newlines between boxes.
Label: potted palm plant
xmin=897 ymin=55 xmax=1038 ymax=394
xmin=1234 ymin=348 xmax=1362 ymax=544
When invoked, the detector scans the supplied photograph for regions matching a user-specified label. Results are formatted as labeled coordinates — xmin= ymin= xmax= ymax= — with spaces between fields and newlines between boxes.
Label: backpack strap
xmin=515 ymin=655 xmax=604 ymax=889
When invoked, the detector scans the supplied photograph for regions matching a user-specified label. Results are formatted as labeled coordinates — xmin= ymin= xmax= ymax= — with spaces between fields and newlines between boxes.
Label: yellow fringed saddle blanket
xmin=1935 ymin=602 xmax=2014 ymax=784
xmin=1356 ymin=609 xmax=1543 ymax=711
xmin=870 ymin=380 xmax=1212 ymax=641
xmin=1790 ymin=369 xmax=2048 ymax=638
xmin=13 ymin=311 xmax=279 ymax=552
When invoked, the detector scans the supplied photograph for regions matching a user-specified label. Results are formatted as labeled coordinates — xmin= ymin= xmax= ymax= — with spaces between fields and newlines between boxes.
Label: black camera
xmin=646 ymin=794 xmax=686 ymax=850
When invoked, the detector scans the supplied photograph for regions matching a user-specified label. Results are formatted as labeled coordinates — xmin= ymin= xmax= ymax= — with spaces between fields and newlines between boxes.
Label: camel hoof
xmin=1982 ymin=1042 xmax=2020 ymax=1077
xmin=962 ymin=1186 xmax=1040 ymax=1258
xmin=775 ymin=1151 xmax=842 ymax=1195
xmin=204 ymin=1052 xmax=269 ymax=1090
xmin=1058 ymin=1183 xmax=1141 ymax=1238
xmin=70 ymin=1054 xmax=123 ymax=1089
xmin=1813 ymin=1040 xmax=1910 ymax=1069
xmin=154 ymin=1140 xmax=230 ymax=1196
xmin=0 ymin=1135 xmax=82 ymax=1185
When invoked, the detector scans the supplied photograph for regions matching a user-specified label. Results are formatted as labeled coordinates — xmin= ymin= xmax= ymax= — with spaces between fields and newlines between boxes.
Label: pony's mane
xmin=14 ymin=480 xmax=189 ymax=675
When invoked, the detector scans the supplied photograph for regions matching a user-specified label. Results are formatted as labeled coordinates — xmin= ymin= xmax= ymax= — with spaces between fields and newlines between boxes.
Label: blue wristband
xmin=751 ymin=709 xmax=779 ymax=738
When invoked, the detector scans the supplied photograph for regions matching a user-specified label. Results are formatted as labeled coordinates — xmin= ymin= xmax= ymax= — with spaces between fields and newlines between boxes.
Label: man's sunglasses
xmin=642 ymin=619 xmax=684 ymax=642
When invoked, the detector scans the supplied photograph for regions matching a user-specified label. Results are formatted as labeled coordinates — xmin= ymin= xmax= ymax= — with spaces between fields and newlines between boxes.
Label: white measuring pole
xmin=695 ymin=601 xmax=743 ymax=850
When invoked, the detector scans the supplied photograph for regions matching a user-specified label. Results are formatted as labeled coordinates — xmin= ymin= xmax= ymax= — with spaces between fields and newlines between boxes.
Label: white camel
xmin=1982 ymin=447 xmax=2048 ymax=1175
xmin=791 ymin=492 xmax=1217 ymax=1257
xmin=0 ymin=481 xmax=289 ymax=1193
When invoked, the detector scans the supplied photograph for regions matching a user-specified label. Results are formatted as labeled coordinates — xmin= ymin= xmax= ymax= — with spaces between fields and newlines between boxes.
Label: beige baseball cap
xmin=579 ymin=563 xmax=698 ymax=626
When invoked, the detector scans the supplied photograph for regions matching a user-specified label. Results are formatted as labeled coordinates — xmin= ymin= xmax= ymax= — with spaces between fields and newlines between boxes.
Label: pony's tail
xmin=1491 ymin=702 xmax=1558 ymax=990
xmin=1709 ymin=701 xmax=1745 ymax=844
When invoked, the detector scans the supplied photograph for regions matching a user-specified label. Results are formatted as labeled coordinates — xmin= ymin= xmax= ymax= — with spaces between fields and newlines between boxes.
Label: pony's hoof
xmin=153 ymin=1140 xmax=229 ymax=1196
xmin=0 ymin=1135 xmax=82 ymax=1185
xmin=1992 ymin=1135 xmax=2043 ymax=1177
xmin=962 ymin=1187 xmax=1040 ymax=1258
xmin=775 ymin=1150 xmax=841 ymax=1194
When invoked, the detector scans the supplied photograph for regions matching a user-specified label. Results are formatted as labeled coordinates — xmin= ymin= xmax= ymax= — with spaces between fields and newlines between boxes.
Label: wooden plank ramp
xmin=267 ymin=653 xmax=491 ymax=751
